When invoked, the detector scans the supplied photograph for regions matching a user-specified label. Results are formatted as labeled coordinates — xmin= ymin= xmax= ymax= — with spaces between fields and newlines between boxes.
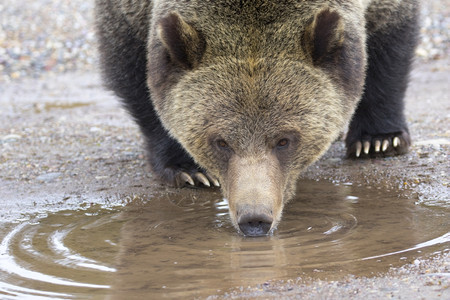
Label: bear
xmin=94 ymin=0 xmax=419 ymax=236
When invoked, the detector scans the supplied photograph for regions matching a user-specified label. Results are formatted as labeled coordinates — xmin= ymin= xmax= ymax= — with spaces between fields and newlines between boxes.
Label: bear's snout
xmin=238 ymin=212 xmax=273 ymax=236
xmin=226 ymin=154 xmax=284 ymax=236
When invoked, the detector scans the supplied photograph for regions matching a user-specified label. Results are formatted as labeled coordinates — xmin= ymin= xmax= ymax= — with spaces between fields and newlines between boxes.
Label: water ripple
xmin=0 ymin=222 xmax=110 ymax=289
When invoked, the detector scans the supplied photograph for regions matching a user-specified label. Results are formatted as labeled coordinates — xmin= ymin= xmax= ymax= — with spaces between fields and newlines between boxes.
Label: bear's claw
xmin=348 ymin=131 xmax=410 ymax=158
xmin=175 ymin=169 xmax=220 ymax=188
xmin=194 ymin=172 xmax=210 ymax=187
xmin=355 ymin=139 xmax=396 ymax=157
xmin=179 ymin=171 xmax=195 ymax=186
xmin=206 ymin=174 xmax=221 ymax=188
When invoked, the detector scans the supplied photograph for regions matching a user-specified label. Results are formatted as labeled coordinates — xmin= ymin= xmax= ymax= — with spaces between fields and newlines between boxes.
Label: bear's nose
xmin=238 ymin=213 xmax=273 ymax=236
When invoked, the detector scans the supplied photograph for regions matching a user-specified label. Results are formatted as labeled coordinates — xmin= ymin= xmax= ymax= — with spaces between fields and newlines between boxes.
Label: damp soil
xmin=0 ymin=59 xmax=449 ymax=298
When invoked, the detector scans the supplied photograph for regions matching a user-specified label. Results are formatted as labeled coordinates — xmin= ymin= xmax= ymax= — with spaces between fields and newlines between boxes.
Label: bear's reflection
xmin=107 ymin=180 xmax=423 ymax=299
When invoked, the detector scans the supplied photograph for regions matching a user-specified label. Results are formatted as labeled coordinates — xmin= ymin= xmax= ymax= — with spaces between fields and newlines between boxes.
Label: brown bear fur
xmin=95 ymin=0 xmax=419 ymax=236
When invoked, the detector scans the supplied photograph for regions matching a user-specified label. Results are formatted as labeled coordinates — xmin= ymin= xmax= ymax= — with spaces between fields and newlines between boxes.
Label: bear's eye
xmin=217 ymin=139 xmax=229 ymax=149
xmin=276 ymin=138 xmax=290 ymax=149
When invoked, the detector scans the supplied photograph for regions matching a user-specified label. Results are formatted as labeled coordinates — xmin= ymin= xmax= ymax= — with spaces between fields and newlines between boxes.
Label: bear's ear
xmin=157 ymin=12 xmax=206 ymax=69
xmin=303 ymin=8 xmax=345 ymax=65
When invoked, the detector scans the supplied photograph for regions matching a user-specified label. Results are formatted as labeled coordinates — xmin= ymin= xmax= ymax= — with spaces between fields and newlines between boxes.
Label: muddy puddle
xmin=0 ymin=180 xmax=448 ymax=299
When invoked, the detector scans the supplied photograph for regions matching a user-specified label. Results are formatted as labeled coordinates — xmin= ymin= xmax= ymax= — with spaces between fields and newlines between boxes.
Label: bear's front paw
xmin=163 ymin=165 xmax=220 ymax=188
xmin=346 ymin=131 xmax=411 ymax=158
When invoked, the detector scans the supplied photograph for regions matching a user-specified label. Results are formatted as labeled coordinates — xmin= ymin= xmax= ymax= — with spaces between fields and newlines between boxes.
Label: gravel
xmin=0 ymin=0 xmax=449 ymax=82
xmin=0 ymin=0 xmax=96 ymax=82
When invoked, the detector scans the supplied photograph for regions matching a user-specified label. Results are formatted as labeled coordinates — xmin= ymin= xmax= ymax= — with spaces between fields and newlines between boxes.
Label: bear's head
xmin=148 ymin=7 xmax=365 ymax=236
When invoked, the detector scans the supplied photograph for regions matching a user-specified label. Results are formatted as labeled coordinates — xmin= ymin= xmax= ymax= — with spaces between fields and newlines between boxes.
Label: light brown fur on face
xmin=162 ymin=56 xmax=355 ymax=234
xmin=226 ymin=154 xmax=284 ymax=232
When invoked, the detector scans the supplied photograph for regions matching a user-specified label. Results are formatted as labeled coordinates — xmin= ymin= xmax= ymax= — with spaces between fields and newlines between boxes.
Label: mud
xmin=0 ymin=58 xmax=449 ymax=298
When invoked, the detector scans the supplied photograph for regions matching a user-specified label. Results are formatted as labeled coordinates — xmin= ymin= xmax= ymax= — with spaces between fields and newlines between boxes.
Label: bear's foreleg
xmin=346 ymin=3 xmax=419 ymax=158
xmin=95 ymin=1 xmax=217 ymax=188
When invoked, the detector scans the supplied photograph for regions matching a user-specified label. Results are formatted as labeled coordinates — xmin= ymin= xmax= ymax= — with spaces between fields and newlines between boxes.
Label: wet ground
xmin=0 ymin=54 xmax=449 ymax=298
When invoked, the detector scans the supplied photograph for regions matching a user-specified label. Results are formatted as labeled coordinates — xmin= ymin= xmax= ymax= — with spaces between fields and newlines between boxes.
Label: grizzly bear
xmin=95 ymin=0 xmax=419 ymax=236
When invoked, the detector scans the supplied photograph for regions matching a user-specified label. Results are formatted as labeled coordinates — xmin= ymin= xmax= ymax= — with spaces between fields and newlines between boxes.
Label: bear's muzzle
xmin=226 ymin=154 xmax=284 ymax=236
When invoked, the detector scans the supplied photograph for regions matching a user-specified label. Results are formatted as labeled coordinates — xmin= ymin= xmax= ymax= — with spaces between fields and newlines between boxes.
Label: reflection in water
xmin=0 ymin=181 xmax=448 ymax=299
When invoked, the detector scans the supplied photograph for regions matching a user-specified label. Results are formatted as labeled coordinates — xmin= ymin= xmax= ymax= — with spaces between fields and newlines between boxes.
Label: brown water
xmin=0 ymin=180 xmax=448 ymax=299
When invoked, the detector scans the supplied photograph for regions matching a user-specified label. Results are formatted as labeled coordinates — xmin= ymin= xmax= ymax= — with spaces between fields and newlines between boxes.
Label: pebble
xmin=36 ymin=172 xmax=62 ymax=183
xmin=0 ymin=0 xmax=448 ymax=83
xmin=89 ymin=127 xmax=102 ymax=133
xmin=1 ymin=134 xmax=22 ymax=142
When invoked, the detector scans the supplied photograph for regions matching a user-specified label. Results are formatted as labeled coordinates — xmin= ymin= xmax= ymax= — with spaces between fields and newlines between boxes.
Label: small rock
xmin=1 ymin=134 xmax=22 ymax=142
xmin=36 ymin=172 xmax=62 ymax=183
xmin=90 ymin=127 xmax=102 ymax=133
